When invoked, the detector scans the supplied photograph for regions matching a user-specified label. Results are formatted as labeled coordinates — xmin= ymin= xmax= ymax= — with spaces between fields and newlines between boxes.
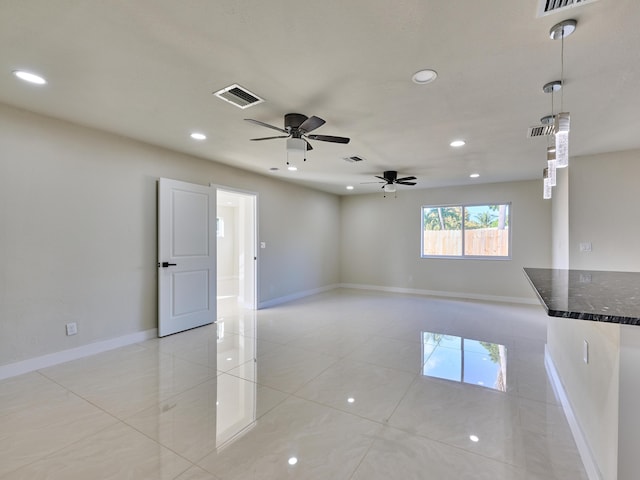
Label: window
xmin=421 ymin=203 xmax=510 ymax=258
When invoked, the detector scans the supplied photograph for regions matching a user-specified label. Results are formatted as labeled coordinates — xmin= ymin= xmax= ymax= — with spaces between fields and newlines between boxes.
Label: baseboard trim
xmin=258 ymin=284 xmax=340 ymax=309
xmin=338 ymin=283 xmax=539 ymax=305
xmin=544 ymin=346 xmax=603 ymax=480
xmin=0 ymin=328 xmax=158 ymax=381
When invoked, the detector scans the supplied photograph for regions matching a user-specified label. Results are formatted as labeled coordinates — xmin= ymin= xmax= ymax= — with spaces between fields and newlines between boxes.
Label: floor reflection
xmin=216 ymin=315 xmax=257 ymax=448
xmin=422 ymin=332 xmax=507 ymax=392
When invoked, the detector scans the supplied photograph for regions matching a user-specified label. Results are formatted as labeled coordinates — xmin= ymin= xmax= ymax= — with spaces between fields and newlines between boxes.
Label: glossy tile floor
xmin=0 ymin=289 xmax=588 ymax=479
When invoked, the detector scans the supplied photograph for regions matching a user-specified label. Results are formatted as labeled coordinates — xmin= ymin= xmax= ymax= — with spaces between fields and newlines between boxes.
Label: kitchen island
xmin=523 ymin=267 xmax=640 ymax=324
xmin=524 ymin=267 xmax=640 ymax=480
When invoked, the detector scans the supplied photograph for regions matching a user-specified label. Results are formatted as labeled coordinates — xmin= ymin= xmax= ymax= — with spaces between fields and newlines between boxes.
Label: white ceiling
xmin=1 ymin=0 xmax=639 ymax=195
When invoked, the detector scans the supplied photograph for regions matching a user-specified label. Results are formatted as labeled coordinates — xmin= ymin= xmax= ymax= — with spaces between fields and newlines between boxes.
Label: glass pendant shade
xmin=548 ymin=160 xmax=557 ymax=187
xmin=554 ymin=112 xmax=570 ymax=168
xmin=543 ymin=168 xmax=552 ymax=199
xmin=547 ymin=146 xmax=557 ymax=187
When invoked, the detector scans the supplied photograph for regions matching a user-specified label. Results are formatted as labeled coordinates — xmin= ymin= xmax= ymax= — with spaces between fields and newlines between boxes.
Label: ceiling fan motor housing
xmin=383 ymin=170 xmax=398 ymax=182
xmin=284 ymin=113 xmax=308 ymax=133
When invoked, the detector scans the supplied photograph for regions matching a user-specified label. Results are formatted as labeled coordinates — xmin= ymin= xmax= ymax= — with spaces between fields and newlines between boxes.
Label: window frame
xmin=420 ymin=202 xmax=512 ymax=260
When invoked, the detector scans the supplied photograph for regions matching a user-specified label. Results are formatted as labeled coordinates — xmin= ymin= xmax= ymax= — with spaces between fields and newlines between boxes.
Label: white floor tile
xmin=195 ymin=396 xmax=381 ymax=480
xmin=294 ymin=357 xmax=416 ymax=422
xmin=0 ymin=290 xmax=588 ymax=480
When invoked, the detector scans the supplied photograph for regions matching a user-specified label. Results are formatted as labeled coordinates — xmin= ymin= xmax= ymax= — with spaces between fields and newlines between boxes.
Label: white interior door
xmin=158 ymin=178 xmax=216 ymax=337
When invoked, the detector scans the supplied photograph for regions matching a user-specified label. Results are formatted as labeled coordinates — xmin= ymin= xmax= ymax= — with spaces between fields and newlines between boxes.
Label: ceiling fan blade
xmin=298 ymin=116 xmax=325 ymax=133
xmin=306 ymin=134 xmax=350 ymax=144
xmin=304 ymin=139 xmax=313 ymax=151
xmin=396 ymin=181 xmax=417 ymax=186
xmin=374 ymin=176 xmax=387 ymax=181
xmin=396 ymin=176 xmax=417 ymax=182
xmin=250 ymin=135 xmax=290 ymax=141
xmin=360 ymin=181 xmax=385 ymax=184
xmin=244 ymin=118 xmax=288 ymax=134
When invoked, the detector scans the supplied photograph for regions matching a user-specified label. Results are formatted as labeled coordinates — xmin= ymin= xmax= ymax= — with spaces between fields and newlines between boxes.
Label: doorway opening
xmin=216 ymin=189 xmax=257 ymax=317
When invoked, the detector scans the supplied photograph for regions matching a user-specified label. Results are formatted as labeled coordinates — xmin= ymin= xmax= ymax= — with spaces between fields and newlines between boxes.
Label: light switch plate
xmin=579 ymin=242 xmax=592 ymax=252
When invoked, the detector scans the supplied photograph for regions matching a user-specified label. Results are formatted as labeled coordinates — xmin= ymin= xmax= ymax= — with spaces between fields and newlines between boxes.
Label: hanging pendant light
xmin=549 ymin=19 xmax=576 ymax=168
xmin=541 ymin=80 xmax=561 ymax=194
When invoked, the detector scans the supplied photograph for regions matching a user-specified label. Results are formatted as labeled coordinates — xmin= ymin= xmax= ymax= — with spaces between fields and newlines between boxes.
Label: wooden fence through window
xmin=423 ymin=228 xmax=509 ymax=256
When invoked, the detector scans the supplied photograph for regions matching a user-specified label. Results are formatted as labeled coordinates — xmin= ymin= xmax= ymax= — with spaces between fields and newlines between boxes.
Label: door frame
xmin=212 ymin=184 xmax=258 ymax=311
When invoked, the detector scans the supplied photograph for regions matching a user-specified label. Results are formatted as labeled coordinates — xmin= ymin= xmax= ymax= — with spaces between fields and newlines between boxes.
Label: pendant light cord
xmin=560 ymin=26 xmax=565 ymax=112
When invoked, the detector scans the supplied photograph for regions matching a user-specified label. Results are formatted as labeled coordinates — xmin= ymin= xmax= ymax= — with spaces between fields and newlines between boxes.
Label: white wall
xmin=546 ymin=148 xmax=640 ymax=480
xmin=618 ymin=324 xmax=640 ymax=479
xmin=552 ymin=167 xmax=570 ymax=269
xmin=217 ymin=205 xmax=238 ymax=296
xmin=569 ymin=149 xmax=640 ymax=271
xmin=340 ymin=180 xmax=551 ymax=302
xmin=547 ymin=318 xmax=620 ymax=480
xmin=0 ymin=103 xmax=340 ymax=367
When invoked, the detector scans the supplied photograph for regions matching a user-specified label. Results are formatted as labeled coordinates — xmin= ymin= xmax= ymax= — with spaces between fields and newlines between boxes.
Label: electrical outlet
xmin=66 ymin=322 xmax=78 ymax=336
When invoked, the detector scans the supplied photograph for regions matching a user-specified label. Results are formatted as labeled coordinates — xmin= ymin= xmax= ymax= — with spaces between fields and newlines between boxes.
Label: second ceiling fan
xmin=367 ymin=170 xmax=417 ymax=190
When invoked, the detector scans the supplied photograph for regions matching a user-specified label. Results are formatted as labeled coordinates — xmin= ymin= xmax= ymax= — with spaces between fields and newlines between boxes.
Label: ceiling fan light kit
xmin=286 ymin=137 xmax=306 ymax=165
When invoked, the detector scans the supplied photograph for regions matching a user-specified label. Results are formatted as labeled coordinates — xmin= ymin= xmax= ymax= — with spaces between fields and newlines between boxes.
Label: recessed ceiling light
xmin=346 ymin=185 xmax=354 ymax=190
xmin=287 ymin=166 xmax=298 ymax=171
xmin=347 ymin=397 xmax=355 ymax=403
xmin=12 ymin=70 xmax=47 ymax=85
xmin=450 ymin=140 xmax=465 ymax=147
xmin=469 ymin=435 xmax=480 ymax=443
xmin=190 ymin=132 xmax=206 ymax=140
xmin=288 ymin=457 xmax=298 ymax=466
xmin=412 ymin=69 xmax=438 ymax=84
xmin=470 ymin=173 xmax=480 ymax=178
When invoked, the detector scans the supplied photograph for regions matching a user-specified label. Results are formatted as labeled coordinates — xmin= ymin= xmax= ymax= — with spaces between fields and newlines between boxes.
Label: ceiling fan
xmin=244 ymin=113 xmax=350 ymax=152
xmin=365 ymin=170 xmax=417 ymax=192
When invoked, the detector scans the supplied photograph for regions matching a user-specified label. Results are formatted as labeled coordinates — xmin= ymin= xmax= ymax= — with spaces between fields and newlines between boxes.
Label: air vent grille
xmin=527 ymin=124 xmax=555 ymax=138
xmin=343 ymin=156 xmax=365 ymax=163
xmin=214 ymin=84 xmax=264 ymax=109
xmin=537 ymin=0 xmax=598 ymax=17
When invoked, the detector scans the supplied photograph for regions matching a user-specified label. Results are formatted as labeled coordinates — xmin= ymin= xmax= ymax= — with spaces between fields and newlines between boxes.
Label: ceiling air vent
xmin=537 ymin=0 xmax=598 ymax=17
xmin=527 ymin=124 xmax=555 ymax=138
xmin=213 ymin=84 xmax=264 ymax=109
xmin=343 ymin=156 xmax=365 ymax=163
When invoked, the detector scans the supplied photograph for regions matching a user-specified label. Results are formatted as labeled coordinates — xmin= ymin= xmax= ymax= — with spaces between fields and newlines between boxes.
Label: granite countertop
xmin=523 ymin=268 xmax=640 ymax=325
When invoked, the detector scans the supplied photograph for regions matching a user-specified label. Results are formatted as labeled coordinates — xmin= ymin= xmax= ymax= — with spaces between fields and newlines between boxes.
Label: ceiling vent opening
xmin=527 ymin=124 xmax=555 ymax=138
xmin=537 ymin=0 xmax=598 ymax=17
xmin=344 ymin=156 xmax=365 ymax=163
xmin=214 ymin=84 xmax=264 ymax=109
